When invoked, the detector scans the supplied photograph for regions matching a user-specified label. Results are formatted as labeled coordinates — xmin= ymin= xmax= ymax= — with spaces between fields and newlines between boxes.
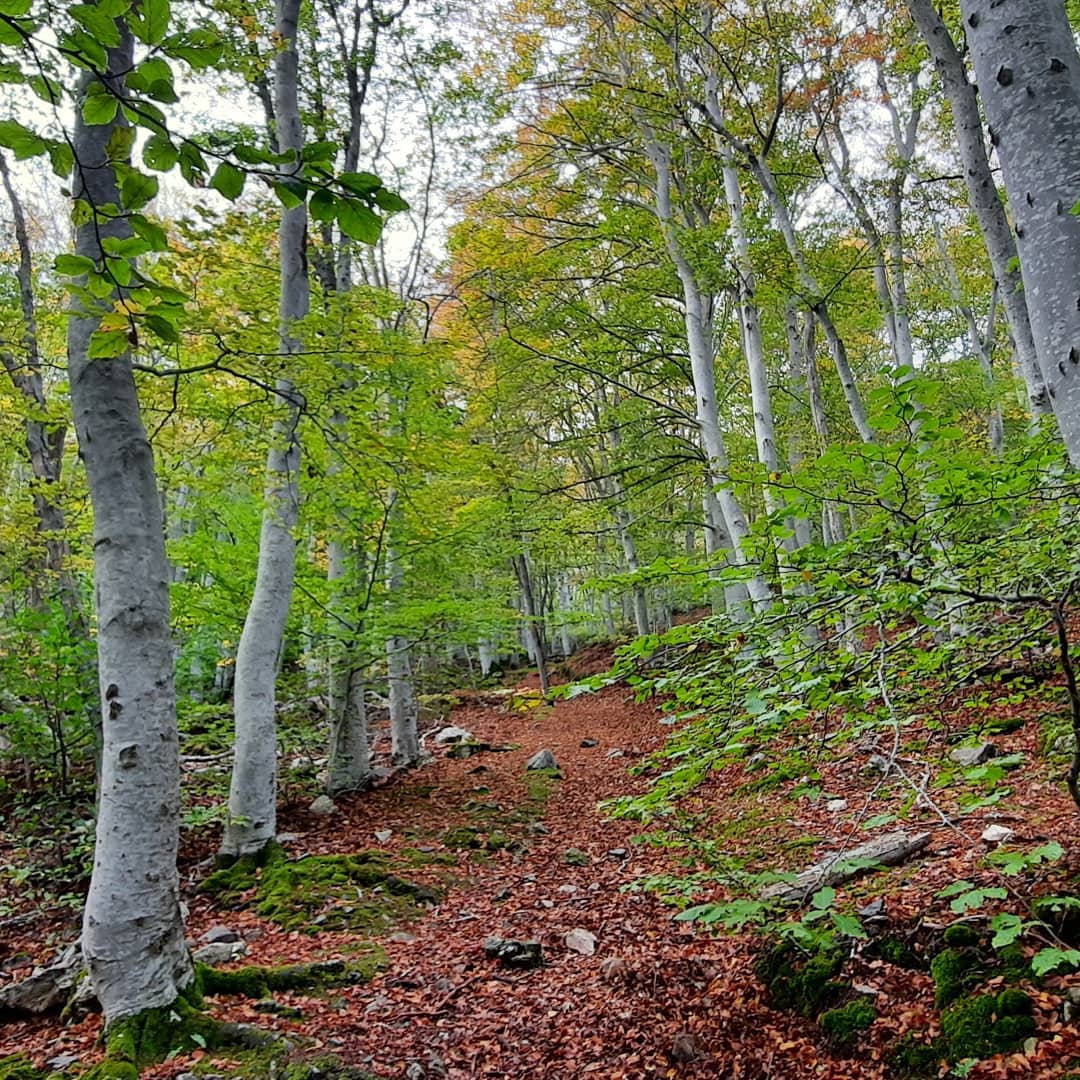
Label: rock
xmin=528 ymin=821 xmax=549 ymax=835
xmin=433 ymin=725 xmax=473 ymax=745
xmin=580 ymin=738 xmax=599 ymax=748
xmin=278 ymin=832 xmax=300 ymax=844
xmin=564 ymin=928 xmax=597 ymax=956
xmin=526 ymin=748 xmax=559 ymax=771
xmin=599 ymin=956 xmax=634 ymax=984
xmin=45 ymin=1054 xmax=80 ymax=1070
xmin=0 ymin=944 xmax=84 ymax=1017
xmin=0 ymin=953 xmax=30 ymax=971
xmin=671 ymin=1032 xmax=702 ymax=1063
xmin=605 ymin=748 xmax=625 ymax=759
xmin=309 ymin=794 xmax=336 ymax=815
xmin=389 ymin=931 xmax=418 ymax=944
xmin=949 ymin=742 xmax=997 ymax=766
xmin=858 ymin=898 xmax=886 ymax=919
xmin=826 ymin=799 xmax=848 ymax=813
xmin=405 ymin=1063 xmax=426 ymax=1080
xmin=606 ymin=848 xmax=628 ymax=860
xmin=1053 ymin=734 xmax=1074 ymax=755
xmin=374 ymin=829 xmax=393 ymax=843
xmin=192 ymin=940 xmax=247 ymax=966
xmin=982 ymin=824 xmax=1015 ymax=844
xmin=253 ymin=999 xmax=303 ymax=1019
xmin=563 ymin=848 xmax=590 ymax=866
xmin=1063 ymin=986 xmax=1080 ymax=1023
xmin=494 ymin=887 xmax=511 ymax=901
xmin=865 ymin=754 xmax=893 ymax=775
xmin=199 ymin=924 xmax=241 ymax=945
xmin=558 ymin=884 xmax=579 ymax=894
xmin=483 ymin=938 xmax=543 ymax=969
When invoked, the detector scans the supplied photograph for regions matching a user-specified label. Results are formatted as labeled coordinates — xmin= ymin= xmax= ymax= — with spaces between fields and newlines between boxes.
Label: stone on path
xmin=192 ymin=940 xmax=248 ymax=966
xmin=526 ymin=748 xmax=559 ymax=771
xmin=433 ymin=726 xmax=472 ymax=746
xmin=580 ymin=738 xmax=598 ymax=748
xmin=309 ymin=794 xmax=336 ymax=815
xmin=484 ymin=938 xmax=543 ymax=969
xmin=982 ymin=824 xmax=1015 ymax=844
xmin=564 ymin=928 xmax=597 ymax=955
xmin=199 ymin=924 xmax=241 ymax=944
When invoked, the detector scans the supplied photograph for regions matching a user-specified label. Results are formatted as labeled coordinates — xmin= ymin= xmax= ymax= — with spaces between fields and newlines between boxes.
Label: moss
xmin=1032 ymin=894 xmax=1080 ymax=945
xmin=103 ymin=994 xmax=220 ymax=1069
xmin=81 ymin=1062 xmax=139 ymax=1080
xmin=442 ymin=826 xmax=482 ymax=849
xmin=197 ymin=955 xmax=386 ymax=999
xmin=820 ymin=998 xmax=877 ymax=1048
xmin=887 ymin=1034 xmax=941 ymax=1078
xmin=999 ymin=942 xmax=1029 ymax=982
xmin=399 ymin=846 xmax=456 ymax=867
xmin=940 ymin=989 xmax=1035 ymax=1060
xmin=0 ymin=1055 xmax=42 ymax=1080
xmin=484 ymin=830 xmax=512 ymax=852
xmin=756 ymin=939 xmax=845 ymax=1017
xmin=942 ymin=923 xmax=981 ymax=948
xmin=279 ymin=1055 xmax=386 ymax=1079
xmin=930 ymin=947 xmax=980 ymax=1008
xmin=988 ymin=713 xmax=1027 ymax=735
xmin=206 ymin=847 xmax=439 ymax=932
xmin=874 ymin=936 xmax=922 ymax=970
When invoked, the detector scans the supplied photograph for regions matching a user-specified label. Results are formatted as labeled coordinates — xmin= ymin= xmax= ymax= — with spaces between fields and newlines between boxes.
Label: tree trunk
xmin=222 ymin=0 xmax=307 ymax=858
xmin=385 ymin=516 xmax=420 ymax=766
xmin=907 ymin=0 xmax=1051 ymax=418
xmin=960 ymin=0 xmax=1080 ymax=461
xmin=71 ymin=27 xmax=191 ymax=1024
xmin=513 ymin=550 xmax=550 ymax=694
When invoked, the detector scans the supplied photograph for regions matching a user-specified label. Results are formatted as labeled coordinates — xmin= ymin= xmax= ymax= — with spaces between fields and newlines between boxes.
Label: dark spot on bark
xmin=1004 ymin=23 xmax=1017 ymax=33
xmin=1026 ymin=192 xmax=1034 ymax=206
xmin=1016 ymin=224 xmax=1024 ymax=238
xmin=1071 ymin=347 xmax=1080 ymax=365
xmin=118 ymin=743 xmax=137 ymax=768
xmin=968 ymin=11 xmax=979 ymax=27
xmin=996 ymin=66 xmax=1013 ymax=86
xmin=1051 ymin=58 xmax=1067 ymax=73
xmin=105 ymin=683 xmax=119 ymax=700
xmin=988 ymin=125 xmax=999 ymax=146
xmin=109 ymin=699 xmax=123 ymax=720
xmin=1059 ymin=200 xmax=1066 ymax=215
xmin=1026 ymin=86 xmax=1036 ymax=97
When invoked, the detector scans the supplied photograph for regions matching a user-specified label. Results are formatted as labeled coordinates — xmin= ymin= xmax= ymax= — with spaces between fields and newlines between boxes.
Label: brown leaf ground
xmin=4 ymin=644 xmax=1080 ymax=1079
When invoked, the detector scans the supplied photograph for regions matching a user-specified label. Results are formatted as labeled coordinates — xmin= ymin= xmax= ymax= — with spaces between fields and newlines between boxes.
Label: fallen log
xmin=761 ymin=830 xmax=932 ymax=905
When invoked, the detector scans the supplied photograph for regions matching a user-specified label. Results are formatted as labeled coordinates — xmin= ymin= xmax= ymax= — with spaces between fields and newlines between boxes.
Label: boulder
xmin=526 ymin=748 xmax=559 ymax=771
xmin=0 ymin=943 xmax=83 ymax=1017
xmin=433 ymin=726 xmax=473 ymax=746
xmin=199 ymin=924 xmax=241 ymax=945
xmin=949 ymin=742 xmax=997 ymax=766
xmin=192 ymin=940 xmax=247 ymax=966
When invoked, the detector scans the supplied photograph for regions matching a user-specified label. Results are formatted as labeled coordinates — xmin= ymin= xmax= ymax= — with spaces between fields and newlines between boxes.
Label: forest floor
xmin=4 ymin=640 xmax=1080 ymax=1079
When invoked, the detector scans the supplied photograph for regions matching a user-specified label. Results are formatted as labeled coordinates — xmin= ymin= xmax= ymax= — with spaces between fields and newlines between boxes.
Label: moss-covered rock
xmin=940 ymin=989 xmax=1035 ymax=1060
xmin=442 ymin=826 xmax=482 ymax=850
xmin=942 ymin=923 xmax=981 ymax=948
xmin=887 ymin=1034 xmax=941 ymax=1078
xmin=870 ymin=935 xmax=922 ymax=970
xmin=820 ymin=998 xmax=877 ymax=1049
xmin=1032 ymin=894 xmax=1080 ymax=946
xmin=930 ymin=947 xmax=980 ymax=1008
xmin=756 ymin=939 xmax=845 ymax=1017
xmin=196 ymin=956 xmax=386 ymax=1000
xmin=203 ymin=845 xmax=440 ymax=932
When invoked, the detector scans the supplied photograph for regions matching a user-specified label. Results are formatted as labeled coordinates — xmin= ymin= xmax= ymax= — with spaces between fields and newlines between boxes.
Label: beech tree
xmin=960 ymin=0 xmax=1080 ymax=462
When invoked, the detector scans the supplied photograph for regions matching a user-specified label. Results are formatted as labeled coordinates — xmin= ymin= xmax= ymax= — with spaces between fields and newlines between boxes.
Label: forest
xmin=2 ymin=0 xmax=1080 ymax=1076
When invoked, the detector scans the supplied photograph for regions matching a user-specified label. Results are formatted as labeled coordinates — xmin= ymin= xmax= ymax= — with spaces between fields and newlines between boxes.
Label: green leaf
xmin=105 ymin=125 xmax=136 ymax=161
xmin=54 ymin=253 xmax=96 ymax=276
xmin=118 ymin=166 xmax=159 ymax=209
xmin=336 ymin=199 xmax=382 ymax=244
xmin=302 ymin=140 xmax=338 ymax=164
xmin=271 ymin=181 xmax=305 ymax=210
xmin=87 ymin=328 xmax=130 ymax=359
xmin=29 ymin=74 xmax=62 ymax=103
xmin=209 ymin=161 xmax=245 ymax=201
xmin=0 ymin=0 xmax=32 ymax=15
xmin=70 ymin=3 xmax=122 ymax=47
xmin=129 ymin=214 xmax=168 ymax=251
xmin=1031 ymin=947 xmax=1080 ymax=977
xmin=308 ymin=188 xmax=336 ymax=223
xmin=145 ymin=312 xmax=180 ymax=342
xmin=811 ymin=886 xmax=836 ymax=910
xmin=130 ymin=0 xmax=170 ymax=45
xmin=830 ymin=912 xmax=867 ymax=940
xmin=338 ymin=170 xmax=381 ymax=195
xmin=233 ymin=143 xmax=275 ymax=166
xmin=177 ymin=142 xmax=207 ymax=185
xmin=163 ymin=28 xmax=223 ymax=69
xmin=990 ymin=913 xmax=1025 ymax=949
xmin=82 ymin=87 xmax=119 ymax=126
xmin=46 ymin=141 xmax=74 ymax=178
xmin=0 ymin=118 xmax=44 ymax=159
xmin=142 ymin=133 xmax=179 ymax=171
xmin=861 ymin=813 xmax=896 ymax=830
xmin=374 ymin=187 xmax=409 ymax=213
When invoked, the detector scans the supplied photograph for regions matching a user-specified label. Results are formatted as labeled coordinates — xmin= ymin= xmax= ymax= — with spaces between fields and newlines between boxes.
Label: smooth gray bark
xmin=960 ymin=0 xmax=1080 ymax=462
xmin=222 ymin=0 xmax=307 ymax=857
xmin=907 ymin=0 xmax=1050 ymax=418
xmin=386 ymin=516 xmax=420 ymax=765
xmin=71 ymin=27 xmax=191 ymax=1023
